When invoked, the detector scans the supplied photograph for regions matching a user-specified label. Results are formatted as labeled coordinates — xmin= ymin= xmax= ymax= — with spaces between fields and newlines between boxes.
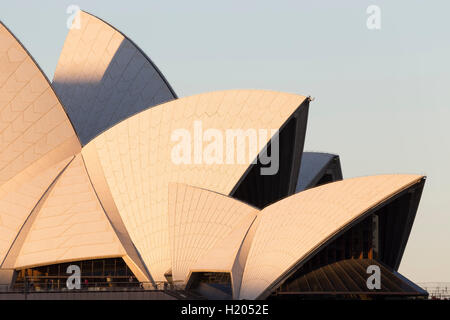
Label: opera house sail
xmin=0 ymin=11 xmax=427 ymax=300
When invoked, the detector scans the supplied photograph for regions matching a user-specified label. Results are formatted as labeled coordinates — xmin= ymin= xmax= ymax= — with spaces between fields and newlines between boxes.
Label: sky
xmin=1 ymin=1 xmax=449 ymax=283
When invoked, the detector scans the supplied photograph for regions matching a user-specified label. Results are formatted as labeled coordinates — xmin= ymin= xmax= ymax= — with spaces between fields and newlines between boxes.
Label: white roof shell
xmin=239 ymin=174 xmax=424 ymax=299
xmin=168 ymin=183 xmax=257 ymax=286
xmin=52 ymin=11 xmax=176 ymax=145
xmin=82 ymin=89 xmax=306 ymax=281
xmin=0 ymin=23 xmax=81 ymax=265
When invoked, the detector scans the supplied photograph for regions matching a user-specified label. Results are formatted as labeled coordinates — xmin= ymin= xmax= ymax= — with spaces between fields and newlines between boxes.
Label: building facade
xmin=0 ymin=11 xmax=427 ymax=300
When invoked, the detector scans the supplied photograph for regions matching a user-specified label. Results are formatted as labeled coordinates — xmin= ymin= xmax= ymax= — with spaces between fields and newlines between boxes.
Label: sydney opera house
xmin=0 ymin=11 xmax=427 ymax=300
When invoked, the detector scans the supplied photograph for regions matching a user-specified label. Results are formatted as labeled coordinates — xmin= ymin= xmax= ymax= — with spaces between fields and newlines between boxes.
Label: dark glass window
xmin=13 ymin=258 xmax=139 ymax=291
xmin=188 ymin=272 xmax=232 ymax=297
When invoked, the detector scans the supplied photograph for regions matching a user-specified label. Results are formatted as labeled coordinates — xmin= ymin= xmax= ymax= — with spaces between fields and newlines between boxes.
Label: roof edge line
xmin=254 ymin=175 xmax=426 ymax=300
xmin=79 ymin=10 xmax=178 ymax=99
xmin=0 ymin=21 xmax=82 ymax=146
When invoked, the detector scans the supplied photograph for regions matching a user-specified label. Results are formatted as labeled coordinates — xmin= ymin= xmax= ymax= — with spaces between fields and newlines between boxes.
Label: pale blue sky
xmin=2 ymin=1 xmax=449 ymax=282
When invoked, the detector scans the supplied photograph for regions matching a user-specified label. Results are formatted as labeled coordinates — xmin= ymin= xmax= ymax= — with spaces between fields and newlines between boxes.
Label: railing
xmin=2 ymin=278 xmax=187 ymax=294
xmin=417 ymin=282 xmax=450 ymax=300
xmin=0 ymin=280 xmax=202 ymax=300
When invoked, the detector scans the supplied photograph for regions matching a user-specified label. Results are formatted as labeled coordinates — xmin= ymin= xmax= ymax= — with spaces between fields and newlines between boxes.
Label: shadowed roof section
xmin=52 ymin=11 xmax=177 ymax=145
xmin=230 ymin=98 xmax=309 ymax=209
xmin=272 ymin=259 xmax=427 ymax=297
xmin=0 ymin=22 xmax=81 ymax=186
xmin=296 ymin=152 xmax=343 ymax=192
xmin=239 ymin=174 xmax=424 ymax=300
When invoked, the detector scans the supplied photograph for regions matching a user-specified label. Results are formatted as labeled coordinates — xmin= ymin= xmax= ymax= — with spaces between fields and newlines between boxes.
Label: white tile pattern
xmin=14 ymin=155 xmax=125 ymax=268
xmin=0 ymin=23 xmax=80 ymax=265
xmin=239 ymin=174 xmax=424 ymax=299
xmin=53 ymin=11 xmax=176 ymax=145
xmin=168 ymin=183 xmax=257 ymax=283
xmin=83 ymin=89 xmax=306 ymax=281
